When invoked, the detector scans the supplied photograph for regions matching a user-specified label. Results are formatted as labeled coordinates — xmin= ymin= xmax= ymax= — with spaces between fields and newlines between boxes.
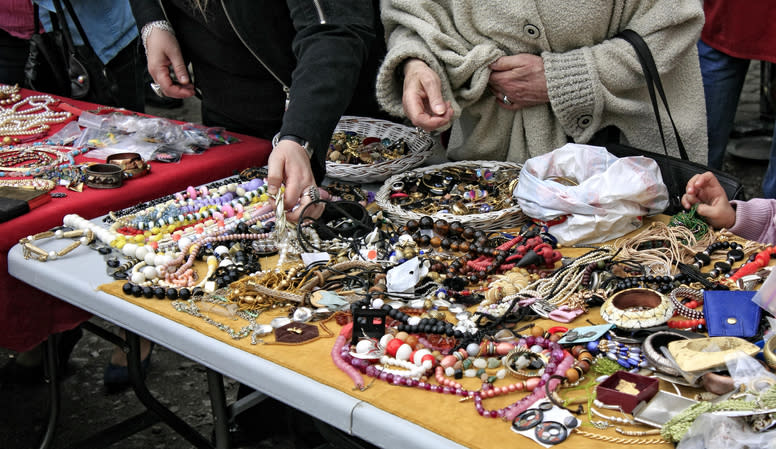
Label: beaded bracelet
xmin=668 ymin=286 xmax=704 ymax=320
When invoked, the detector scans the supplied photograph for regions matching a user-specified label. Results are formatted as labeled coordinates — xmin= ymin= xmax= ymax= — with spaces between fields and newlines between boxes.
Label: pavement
xmin=0 ymin=63 xmax=773 ymax=449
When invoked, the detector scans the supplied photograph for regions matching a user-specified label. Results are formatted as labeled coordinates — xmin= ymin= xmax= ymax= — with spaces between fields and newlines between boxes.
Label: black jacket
xmin=129 ymin=0 xmax=389 ymax=183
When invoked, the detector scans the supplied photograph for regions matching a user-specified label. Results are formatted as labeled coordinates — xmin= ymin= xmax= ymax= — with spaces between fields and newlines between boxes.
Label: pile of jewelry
xmin=31 ymin=181 xmax=776 ymax=445
xmin=327 ymin=130 xmax=408 ymax=164
xmin=0 ymin=143 xmax=88 ymax=178
xmin=386 ymin=163 xmax=520 ymax=216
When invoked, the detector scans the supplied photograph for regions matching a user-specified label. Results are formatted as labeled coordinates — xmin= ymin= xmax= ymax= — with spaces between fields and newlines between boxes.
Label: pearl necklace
xmin=0 ymin=83 xmax=22 ymax=106
xmin=0 ymin=95 xmax=72 ymax=136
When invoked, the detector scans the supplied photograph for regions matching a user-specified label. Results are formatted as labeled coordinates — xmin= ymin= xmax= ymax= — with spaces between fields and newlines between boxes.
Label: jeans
xmin=698 ymin=40 xmax=751 ymax=170
xmin=763 ymin=125 xmax=776 ymax=198
xmin=698 ymin=40 xmax=776 ymax=199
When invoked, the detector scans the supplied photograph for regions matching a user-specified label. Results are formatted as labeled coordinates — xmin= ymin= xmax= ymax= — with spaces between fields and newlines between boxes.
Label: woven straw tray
xmin=325 ymin=116 xmax=434 ymax=183
xmin=376 ymin=160 xmax=528 ymax=231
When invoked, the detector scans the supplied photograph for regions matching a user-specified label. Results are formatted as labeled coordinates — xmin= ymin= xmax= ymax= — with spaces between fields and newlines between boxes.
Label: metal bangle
xmin=85 ymin=163 xmax=124 ymax=189
xmin=141 ymin=20 xmax=175 ymax=55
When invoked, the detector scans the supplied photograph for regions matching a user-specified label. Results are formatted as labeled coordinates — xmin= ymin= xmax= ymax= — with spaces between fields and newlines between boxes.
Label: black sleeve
xmin=128 ymin=0 xmax=167 ymax=32
xmin=279 ymin=0 xmax=377 ymax=183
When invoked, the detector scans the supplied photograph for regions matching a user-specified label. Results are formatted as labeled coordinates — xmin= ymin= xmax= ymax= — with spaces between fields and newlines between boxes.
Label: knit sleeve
xmin=728 ymin=199 xmax=776 ymax=244
xmin=543 ymin=46 xmax=600 ymax=143
xmin=541 ymin=0 xmax=706 ymax=159
xmin=376 ymin=0 xmax=503 ymax=121
xmin=375 ymin=26 xmax=440 ymax=118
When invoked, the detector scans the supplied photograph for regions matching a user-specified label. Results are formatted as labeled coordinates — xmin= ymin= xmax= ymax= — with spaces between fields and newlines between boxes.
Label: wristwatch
xmin=277 ymin=134 xmax=314 ymax=159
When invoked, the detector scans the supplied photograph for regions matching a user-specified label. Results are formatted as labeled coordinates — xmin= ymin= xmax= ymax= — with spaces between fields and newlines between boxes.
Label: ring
xmin=150 ymin=82 xmax=164 ymax=98
xmin=502 ymin=94 xmax=512 ymax=105
xmin=302 ymin=185 xmax=321 ymax=202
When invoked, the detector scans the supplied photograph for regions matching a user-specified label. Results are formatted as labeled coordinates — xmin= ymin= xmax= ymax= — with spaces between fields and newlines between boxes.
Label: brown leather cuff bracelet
xmin=106 ymin=152 xmax=150 ymax=179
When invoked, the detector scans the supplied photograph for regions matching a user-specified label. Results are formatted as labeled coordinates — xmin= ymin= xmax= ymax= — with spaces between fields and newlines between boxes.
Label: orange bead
xmin=404 ymin=334 xmax=419 ymax=349
xmin=565 ymin=368 xmax=580 ymax=383
xmin=531 ymin=326 xmax=545 ymax=337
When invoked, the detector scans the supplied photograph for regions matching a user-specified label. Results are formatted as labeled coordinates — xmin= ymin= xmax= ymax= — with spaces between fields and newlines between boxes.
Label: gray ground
xmin=0 ymin=63 xmax=772 ymax=449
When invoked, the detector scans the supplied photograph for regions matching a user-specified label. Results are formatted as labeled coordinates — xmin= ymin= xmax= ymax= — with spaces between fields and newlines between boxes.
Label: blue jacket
xmin=36 ymin=0 xmax=138 ymax=65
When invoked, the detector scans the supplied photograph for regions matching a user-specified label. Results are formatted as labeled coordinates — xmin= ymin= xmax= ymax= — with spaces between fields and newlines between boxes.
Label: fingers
xmin=265 ymin=150 xmax=284 ymax=197
xmin=681 ymin=192 xmax=699 ymax=210
xmin=418 ymin=73 xmax=447 ymax=116
xmin=402 ymin=59 xmax=452 ymax=131
xmin=146 ymin=29 xmax=195 ymax=99
xmin=285 ymin=189 xmax=326 ymax=222
xmin=409 ymin=102 xmax=454 ymax=131
xmin=488 ymin=54 xmax=520 ymax=72
xmin=266 ymin=141 xmax=322 ymax=222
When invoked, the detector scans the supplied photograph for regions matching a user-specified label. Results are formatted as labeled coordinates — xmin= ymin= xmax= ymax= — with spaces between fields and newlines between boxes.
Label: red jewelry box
xmin=595 ymin=371 xmax=659 ymax=413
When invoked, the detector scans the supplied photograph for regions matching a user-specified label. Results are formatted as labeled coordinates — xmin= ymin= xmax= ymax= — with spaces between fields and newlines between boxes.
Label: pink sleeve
xmin=728 ymin=199 xmax=776 ymax=244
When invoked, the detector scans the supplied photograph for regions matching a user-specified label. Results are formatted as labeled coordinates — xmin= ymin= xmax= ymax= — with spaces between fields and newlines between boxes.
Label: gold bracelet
xmin=20 ymin=228 xmax=94 ymax=262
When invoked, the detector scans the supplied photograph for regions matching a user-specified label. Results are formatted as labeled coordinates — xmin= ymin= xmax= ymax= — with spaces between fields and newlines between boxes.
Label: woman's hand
xmin=145 ymin=28 xmax=195 ymax=99
xmin=266 ymin=140 xmax=325 ymax=223
xmin=488 ymin=54 xmax=549 ymax=110
xmin=681 ymin=171 xmax=736 ymax=229
xmin=401 ymin=58 xmax=453 ymax=131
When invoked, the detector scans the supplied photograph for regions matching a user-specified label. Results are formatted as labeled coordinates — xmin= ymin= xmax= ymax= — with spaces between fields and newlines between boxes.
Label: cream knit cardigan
xmin=376 ymin=0 xmax=708 ymax=164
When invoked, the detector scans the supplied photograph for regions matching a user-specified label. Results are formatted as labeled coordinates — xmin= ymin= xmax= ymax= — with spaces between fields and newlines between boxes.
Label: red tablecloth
xmin=1 ymin=90 xmax=272 ymax=351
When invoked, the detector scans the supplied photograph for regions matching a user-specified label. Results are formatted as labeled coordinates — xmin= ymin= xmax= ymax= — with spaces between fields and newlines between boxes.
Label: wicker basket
xmin=376 ymin=160 xmax=529 ymax=231
xmin=325 ymin=116 xmax=434 ymax=183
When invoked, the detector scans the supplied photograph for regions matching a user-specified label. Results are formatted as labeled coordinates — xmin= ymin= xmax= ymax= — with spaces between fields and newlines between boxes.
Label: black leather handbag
xmin=24 ymin=0 xmax=119 ymax=105
xmin=605 ymin=29 xmax=745 ymax=215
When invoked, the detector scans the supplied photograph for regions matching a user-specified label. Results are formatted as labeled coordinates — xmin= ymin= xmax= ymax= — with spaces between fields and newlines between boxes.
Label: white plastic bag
xmin=516 ymin=143 xmax=669 ymax=245
xmin=752 ymin=268 xmax=776 ymax=316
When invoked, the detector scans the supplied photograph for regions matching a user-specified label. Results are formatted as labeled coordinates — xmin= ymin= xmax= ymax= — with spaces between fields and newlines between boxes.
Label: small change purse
xmin=703 ymin=290 xmax=761 ymax=338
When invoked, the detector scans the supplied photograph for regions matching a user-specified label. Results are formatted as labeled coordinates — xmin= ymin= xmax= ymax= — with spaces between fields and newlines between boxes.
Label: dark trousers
xmin=0 ymin=28 xmax=30 ymax=85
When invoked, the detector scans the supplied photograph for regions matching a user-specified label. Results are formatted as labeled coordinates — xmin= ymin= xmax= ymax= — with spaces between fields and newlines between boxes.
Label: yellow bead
xmin=151 ymin=227 xmax=161 ymax=234
xmin=114 ymin=240 xmax=126 ymax=249
xmin=150 ymin=234 xmax=162 ymax=242
xmin=133 ymin=234 xmax=145 ymax=243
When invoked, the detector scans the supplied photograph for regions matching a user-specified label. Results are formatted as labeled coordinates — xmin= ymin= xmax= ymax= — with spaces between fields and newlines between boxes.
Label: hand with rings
xmin=488 ymin=53 xmax=549 ymax=110
xmin=302 ymin=184 xmax=321 ymax=202
xmin=266 ymin=139 xmax=327 ymax=222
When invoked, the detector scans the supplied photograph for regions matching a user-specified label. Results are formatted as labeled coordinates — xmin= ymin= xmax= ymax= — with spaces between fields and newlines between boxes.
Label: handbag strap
xmin=50 ymin=0 xmax=101 ymax=64
xmin=49 ymin=0 xmax=76 ymax=56
xmin=616 ymin=29 xmax=690 ymax=161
